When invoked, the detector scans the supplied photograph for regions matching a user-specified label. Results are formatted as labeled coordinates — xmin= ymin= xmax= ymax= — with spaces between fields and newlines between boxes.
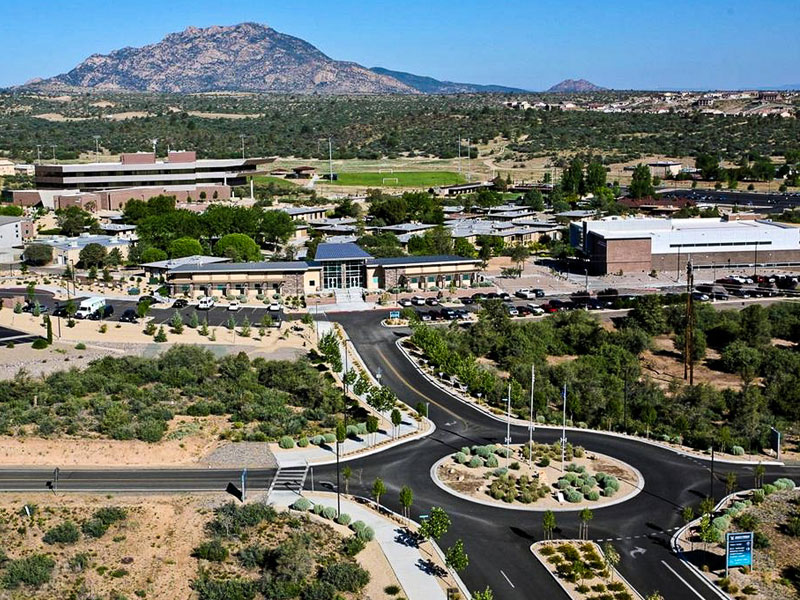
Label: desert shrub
xmin=587 ymin=491 xmax=600 ymax=501
xmin=31 ymin=338 xmax=48 ymax=349
xmin=323 ymin=433 xmax=336 ymax=444
xmin=192 ymin=573 xmax=256 ymax=600
xmin=468 ymin=456 xmax=483 ymax=468
xmin=774 ymin=478 xmax=796 ymax=490
xmin=712 ymin=516 xmax=731 ymax=530
xmin=68 ymin=552 xmax=90 ymax=572
xmin=556 ymin=479 xmax=572 ymax=490
xmin=343 ymin=535 xmax=366 ymax=557
xmin=752 ymin=489 xmax=765 ymax=504
xmin=350 ymin=520 xmax=366 ymax=534
xmin=581 ymin=485 xmax=593 ymax=496
xmin=573 ymin=446 xmax=585 ymax=457
xmin=193 ymin=539 xmax=229 ymax=562
xmin=43 ymin=521 xmax=80 ymax=545
xmin=2 ymin=554 xmax=55 ymax=588
xmin=322 ymin=506 xmax=337 ymax=520
xmin=320 ymin=562 xmax=370 ymax=592
xmin=300 ymin=581 xmax=336 ymax=600
xmin=754 ymin=531 xmax=770 ymax=549
xmin=311 ymin=435 xmax=324 ymax=445
xmin=238 ymin=544 xmax=267 ymax=569
xmin=356 ymin=526 xmax=375 ymax=542
xmin=82 ymin=519 xmax=109 ymax=538
xmin=762 ymin=484 xmax=777 ymax=495
xmin=454 ymin=452 xmax=468 ymax=464
xmin=207 ymin=502 xmax=276 ymax=537
xmin=312 ymin=503 xmax=325 ymax=516
xmin=297 ymin=437 xmax=309 ymax=447
xmin=565 ymin=489 xmax=583 ymax=503
xmin=473 ymin=446 xmax=492 ymax=459
xmin=509 ymin=461 xmax=521 ymax=470
xmin=539 ymin=456 xmax=551 ymax=467
xmin=735 ymin=513 xmax=759 ymax=531
xmin=731 ymin=446 xmax=745 ymax=456
xmin=384 ymin=585 xmax=401 ymax=595
xmin=460 ymin=446 xmax=471 ymax=456
xmin=279 ymin=436 xmax=295 ymax=449
xmin=485 ymin=454 xmax=499 ymax=468
xmin=336 ymin=513 xmax=351 ymax=526
xmin=603 ymin=487 xmax=616 ymax=497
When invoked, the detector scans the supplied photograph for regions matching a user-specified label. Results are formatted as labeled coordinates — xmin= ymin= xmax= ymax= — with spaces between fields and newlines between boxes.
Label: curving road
xmin=313 ymin=311 xmax=798 ymax=600
xmin=0 ymin=308 xmax=796 ymax=599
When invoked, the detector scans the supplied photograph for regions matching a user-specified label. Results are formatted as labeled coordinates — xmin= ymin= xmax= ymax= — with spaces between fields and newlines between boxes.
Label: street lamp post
xmin=561 ymin=383 xmax=567 ymax=472
xmin=505 ymin=383 xmax=512 ymax=469
xmin=528 ymin=364 xmax=535 ymax=469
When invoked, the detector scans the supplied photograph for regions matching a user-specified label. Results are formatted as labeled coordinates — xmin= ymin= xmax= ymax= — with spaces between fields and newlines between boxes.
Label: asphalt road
xmin=311 ymin=311 xmax=799 ymax=600
xmin=659 ymin=188 xmax=800 ymax=213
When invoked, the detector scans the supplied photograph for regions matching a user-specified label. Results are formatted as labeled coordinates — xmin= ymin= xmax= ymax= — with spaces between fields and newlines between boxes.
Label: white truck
xmin=75 ymin=296 xmax=106 ymax=319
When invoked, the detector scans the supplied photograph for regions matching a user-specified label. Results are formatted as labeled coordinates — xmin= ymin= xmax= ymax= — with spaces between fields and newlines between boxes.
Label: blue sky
xmin=2 ymin=0 xmax=798 ymax=90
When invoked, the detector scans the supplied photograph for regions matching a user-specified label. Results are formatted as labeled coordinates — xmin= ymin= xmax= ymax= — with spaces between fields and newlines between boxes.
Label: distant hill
xmin=25 ymin=22 xmax=418 ymax=94
xmin=22 ymin=22 xmax=529 ymax=95
xmin=547 ymin=78 xmax=606 ymax=93
xmin=369 ymin=67 xmax=527 ymax=94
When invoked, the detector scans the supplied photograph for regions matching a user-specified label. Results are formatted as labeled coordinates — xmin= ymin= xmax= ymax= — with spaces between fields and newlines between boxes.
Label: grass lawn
xmin=251 ymin=175 xmax=301 ymax=189
xmin=325 ymin=171 xmax=466 ymax=187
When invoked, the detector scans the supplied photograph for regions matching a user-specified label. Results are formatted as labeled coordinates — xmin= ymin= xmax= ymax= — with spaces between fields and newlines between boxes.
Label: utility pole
xmin=241 ymin=468 xmax=247 ymax=502
xmin=710 ymin=446 xmax=715 ymax=501
xmin=458 ymin=136 xmax=462 ymax=175
xmin=623 ymin=369 xmax=629 ymax=433
xmin=50 ymin=144 xmax=57 ymax=162
xmin=36 ymin=144 xmax=42 ymax=165
xmin=505 ymin=382 xmax=512 ymax=469
xmin=240 ymin=134 xmax=246 ymax=159
xmin=529 ymin=364 xmax=535 ymax=469
xmin=684 ymin=259 xmax=695 ymax=384
xmin=93 ymin=135 xmax=100 ymax=161
xmin=561 ymin=383 xmax=567 ymax=472
xmin=53 ymin=467 xmax=59 ymax=494
xmin=467 ymin=138 xmax=472 ymax=183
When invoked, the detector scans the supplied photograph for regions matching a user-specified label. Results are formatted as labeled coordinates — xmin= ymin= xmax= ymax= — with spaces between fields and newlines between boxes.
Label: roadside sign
xmin=770 ymin=427 xmax=782 ymax=461
xmin=726 ymin=532 xmax=753 ymax=575
xmin=389 ymin=310 xmax=401 ymax=319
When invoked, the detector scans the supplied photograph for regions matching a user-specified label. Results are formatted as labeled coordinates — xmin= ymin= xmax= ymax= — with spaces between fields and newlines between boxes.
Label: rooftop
xmin=169 ymin=260 xmax=311 ymax=274
xmin=35 ymin=234 xmax=131 ymax=250
xmin=374 ymin=255 xmax=481 ymax=267
xmin=140 ymin=254 xmax=230 ymax=270
xmin=314 ymin=242 xmax=373 ymax=262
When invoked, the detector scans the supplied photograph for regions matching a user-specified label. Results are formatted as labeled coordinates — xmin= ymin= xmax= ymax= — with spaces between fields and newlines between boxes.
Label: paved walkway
xmin=270 ymin=491 xmax=447 ymax=600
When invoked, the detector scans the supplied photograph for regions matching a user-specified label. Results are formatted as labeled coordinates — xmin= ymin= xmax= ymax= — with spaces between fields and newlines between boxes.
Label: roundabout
xmin=431 ymin=443 xmax=644 ymax=512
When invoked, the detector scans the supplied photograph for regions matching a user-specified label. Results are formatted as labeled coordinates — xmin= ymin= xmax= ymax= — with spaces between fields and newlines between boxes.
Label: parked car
xmin=548 ymin=299 xmax=568 ymax=310
xmin=138 ymin=295 xmax=157 ymax=306
xmin=88 ymin=305 xmax=114 ymax=320
xmin=119 ymin=308 xmax=138 ymax=323
xmin=268 ymin=302 xmax=282 ymax=312
xmin=471 ymin=292 xmax=488 ymax=302
xmin=425 ymin=297 xmax=439 ymax=306
xmin=712 ymin=291 xmax=729 ymax=301
xmin=505 ymin=305 xmax=519 ymax=317
xmin=416 ymin=310 xmax=432 ymax=322
xmin=454 ymin=309 xmax=470 ymax=319
xmin=227 ymin=301 xmax=241 ymax=311
xmin=499 ymin=292 xmax=512 ymax=302
xmin=398 ymin=298 xmax=413 ymax=307
xmin=526 ymin=304 xmax=545 ymax=315
xmin=22 ymin=302 xmax=48 ymax=314
xmin=691 ymin=291 xmax=710 ymax=302
xmin=51 ymin=304 xmax=69 ymax=317
xmin=411 ymin=296 xmax=426 ymax=306
xmin=197 ymin=297 xmax=215 ymax=310
xmin=459 ymin=296 xmax=474 ymax=305
xmin=515 ymin=288 xmax=545 ymax=299
xmin=172 ymin=298 xmax=188 ymax=309
xmin=730 ymin=288 xmax=750 ymax=298
xmin=516 ymin=305 xmax=532 ymax=317
xmin=441 ymin=308 xmax=457 ymax=320
xmin=541 ymin=303 xmax=559 ymax=313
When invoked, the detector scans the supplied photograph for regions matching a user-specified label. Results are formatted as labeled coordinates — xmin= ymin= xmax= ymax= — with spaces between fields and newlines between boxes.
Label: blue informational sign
xmin=389 ymin=311 xmax=401 ymax=319
xmin=726 ymin=532 xmax=753 ymax=572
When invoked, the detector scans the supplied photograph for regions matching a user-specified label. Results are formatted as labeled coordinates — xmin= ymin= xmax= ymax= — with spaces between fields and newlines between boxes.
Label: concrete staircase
xmin=267 ymin=463 xmax=309 ymax=496
xmin=331 ymin=287 xmax=371 ymax=311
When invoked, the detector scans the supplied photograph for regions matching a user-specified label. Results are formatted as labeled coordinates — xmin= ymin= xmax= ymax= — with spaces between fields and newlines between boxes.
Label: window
xmin=309 ymin=280 xmax=316 ymax=286
xmin=410 ymin=277 xmax=418 ymax=283
xmin=428 ymin=276 xmax=435 ymax=282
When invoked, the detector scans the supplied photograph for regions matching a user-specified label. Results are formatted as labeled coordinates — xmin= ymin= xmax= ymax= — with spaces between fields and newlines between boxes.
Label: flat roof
xmin=374 ymin=255 xmax=481 ymax=267
xmin=314 ymin=242 xmax=373 ymax=261
xmin=140 ymin=255 xmax=230 ymax=270
xmin=169 ymin=261 xmax=312 ymax=274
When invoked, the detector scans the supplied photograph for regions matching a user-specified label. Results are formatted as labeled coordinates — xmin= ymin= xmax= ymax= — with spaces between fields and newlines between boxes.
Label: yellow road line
xmin=375 ymin=347 xmax=465 ymax=424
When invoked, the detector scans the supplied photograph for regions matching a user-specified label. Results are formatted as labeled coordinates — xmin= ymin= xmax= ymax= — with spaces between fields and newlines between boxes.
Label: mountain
xmin=369 ymin=67 xmax=527 ymax=94
xmin=547 ymin=79 xmax=606 ymax=93
xmin=29 ymin=22 xmax=418 ymax=94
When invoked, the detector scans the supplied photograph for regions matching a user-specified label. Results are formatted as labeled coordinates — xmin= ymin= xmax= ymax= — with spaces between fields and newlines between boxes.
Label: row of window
xmin=668 ymin=240 xmax=773 ymax=249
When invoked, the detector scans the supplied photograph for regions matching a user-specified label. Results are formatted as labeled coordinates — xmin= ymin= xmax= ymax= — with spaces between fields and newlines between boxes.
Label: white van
xmin=75 ymin=296 xmax=106 ymax=319
xmin=197 ymin=297 xmax=215 ymax=310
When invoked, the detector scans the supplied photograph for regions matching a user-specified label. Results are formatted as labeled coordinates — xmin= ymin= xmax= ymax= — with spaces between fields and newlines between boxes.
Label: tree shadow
xmin=510 ymin=526 xmax=536 ymax=541
xmin=416 ymin=557 xmax=447 ymax=577
xmin=394 ymin=527 xmax=420 ymax=548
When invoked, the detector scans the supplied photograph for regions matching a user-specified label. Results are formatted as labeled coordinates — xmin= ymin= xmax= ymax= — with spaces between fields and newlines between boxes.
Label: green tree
xmin=366 ymin=415 xmax=379 ymax=446
xmin=342 ymin=465 xmax=352 ymax=494
xmin=399 ymin=485 xmax=413 ymax=519
xmin=628 ymin=295 xmax=666 ymax=334
xmin=445 ymin=539 xmax=469 ymax=572
xmin=586 ymin=161 xmax=607 ymax=193
xmin=215 ymin=233 xmax=261 ymax=262
xmin=169 ymin=237 xmax=203 ymax=258
xmin=390 ymin=408 xmax=402 ymax=439
xmin=56 ymin=206 xmax=99 ymax=237
xmin=106 ymin=248 xmax=123 ymax=267
xmin=602 ymin=542 xmax=620 ymax=581
xmin=137 ymin=301 xmax=151 ymax=320
xmin=725 ymin=471 xmax=737 ymax=495
xmin=239 ymin=315 xmax=251 ymax=337
xmin=579 ymin=507 xmax=594 ymax=540
xmin=418 ymin=506 xmax=450 ymax=541
xmin=140 ymin=247 xmax=168 ymax=263
xmin=260 ymin=210 xmax=296 ymax=248
xmin=367 ymin=386 xmax=396 ymax=413
xmin=473 ymin=588 xmax=494 ymax=600
xmin=696 ymin=153 xmax=720 ymax=181
xmin=509 ymin=245 xmax=530 ymax=275
xmin=23 ymin=243 xmax=53 ymax=266
xmin=170 ymin=311 xmax=184 ymax=334
xmin=721 ymin=340 xmax=762 ymax=384
xmin=78 ymin=243 xmax=107 ymax=268
xmin=371 ymin=477 xmax=386 ymax=510
xmin=521 ymin=189 xmax=545 ymax=210
xmin=542 ymin=510 xmax=557 ymax=540
xmin=154 ymin=325 xmax=167 ymax=342
xmin=629 ymin=164 xmax=654 ymax=199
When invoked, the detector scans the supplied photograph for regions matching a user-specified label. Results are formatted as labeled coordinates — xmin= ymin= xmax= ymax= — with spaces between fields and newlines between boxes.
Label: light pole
xmin=240 ymin=134 xmax=246 ymax=159
xmin=93 ymin=135 xmax=100 ymax=161
xmin=36 ymin=145 xmax=42 ymax=165
xmin=561 ymin=383 xmax=567 ymax=472
xmin=50 ymin=144 xmax=57 ymax=162
xmin=528 ymin=364 xmax=535 ymax=469
xmin=505 ymin=382 xmax=512 ymax=469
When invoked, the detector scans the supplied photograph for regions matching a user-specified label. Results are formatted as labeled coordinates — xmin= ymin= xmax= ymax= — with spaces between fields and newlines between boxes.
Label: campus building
xmin=163 ymin=242 xmax=483 ymax=298
xmin=34 ymin=151 xmax=272 ymax=191
xmin=570 ymin=216 xmax=800 ymax=274
xmin=32 ymin=234 xmax=132 ymax=266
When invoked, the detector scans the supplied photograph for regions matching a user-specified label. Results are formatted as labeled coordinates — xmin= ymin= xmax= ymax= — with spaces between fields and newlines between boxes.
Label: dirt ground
xmin=437 ymin=446 xmax=639 ymax=510
xmin=0 ymin=415 xmax=233 ymax=467
xmin=642 ymin=335 xmax=745 ymax=391
xmin=0 ymin=493 xmax=404 ymax=600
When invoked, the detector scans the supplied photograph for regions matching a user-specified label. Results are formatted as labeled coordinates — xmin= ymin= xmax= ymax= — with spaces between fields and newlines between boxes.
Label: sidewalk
xmin=270 ymin=490 xmax=448 ymax=600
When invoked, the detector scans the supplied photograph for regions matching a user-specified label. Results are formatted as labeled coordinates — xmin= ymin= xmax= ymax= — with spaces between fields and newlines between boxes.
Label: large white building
xmin=570 ymin=216 xmax=800 ymax=274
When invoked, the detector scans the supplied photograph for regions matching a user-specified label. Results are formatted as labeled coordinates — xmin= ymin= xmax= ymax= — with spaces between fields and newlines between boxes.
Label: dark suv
xmin=88 ymin=305 xmax=114 ymax=320
xmin=119 ymin=308 xmax=138 ymax=323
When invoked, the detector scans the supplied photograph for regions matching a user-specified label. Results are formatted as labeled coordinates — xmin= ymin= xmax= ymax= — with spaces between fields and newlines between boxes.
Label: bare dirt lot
xmin=642 ymin=335 xmax=745 ymax=391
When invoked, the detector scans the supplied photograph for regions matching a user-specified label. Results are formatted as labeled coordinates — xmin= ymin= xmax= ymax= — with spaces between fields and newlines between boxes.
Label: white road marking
xmin=660 ymin=560 xmax=707 ymax=599
xmin=500 ymin=570 xmax=515 ymax=588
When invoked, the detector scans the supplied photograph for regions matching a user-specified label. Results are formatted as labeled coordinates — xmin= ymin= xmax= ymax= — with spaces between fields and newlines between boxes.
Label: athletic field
xmin=327 ymin=171 xmax=465 ymax=187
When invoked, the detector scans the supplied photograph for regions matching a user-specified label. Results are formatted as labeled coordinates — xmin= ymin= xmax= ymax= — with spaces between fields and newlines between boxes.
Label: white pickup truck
xmin=515 ymin=288 xmax=545 ymax=300
xmin=75 ymin=296 xmax=106 ymax=319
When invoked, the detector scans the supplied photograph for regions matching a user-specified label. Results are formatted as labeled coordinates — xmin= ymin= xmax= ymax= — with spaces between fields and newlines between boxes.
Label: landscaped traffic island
xmin=433 ymin=442 xmax=642 ymax=510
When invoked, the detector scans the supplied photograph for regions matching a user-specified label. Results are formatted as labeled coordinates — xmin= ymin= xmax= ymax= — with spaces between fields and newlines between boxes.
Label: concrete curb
xmin=531 ymin=541 xmax=645 ymax=600
xmin=396 ymin=338 xmax=785 ymax=467
xmin=669 ymin=491 xmax=750 ymax=600
xmin=429 ymin=453 xmax=644 ymax=513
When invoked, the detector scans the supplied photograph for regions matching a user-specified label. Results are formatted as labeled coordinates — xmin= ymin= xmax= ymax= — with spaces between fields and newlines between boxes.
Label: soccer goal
xmin=382 ymin=177 xmax=399 ymax=185
xmin=378 ymin=168 xmax=394 ymax=174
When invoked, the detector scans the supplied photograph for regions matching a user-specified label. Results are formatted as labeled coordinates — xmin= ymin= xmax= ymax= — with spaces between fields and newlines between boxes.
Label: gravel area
xmin=200 ymin=442 xmax=278 ymax=468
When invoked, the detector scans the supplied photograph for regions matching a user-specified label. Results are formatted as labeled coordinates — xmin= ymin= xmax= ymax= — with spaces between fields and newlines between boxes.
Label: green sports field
xmin=326 ymin=171 xmax=466 ymax=187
